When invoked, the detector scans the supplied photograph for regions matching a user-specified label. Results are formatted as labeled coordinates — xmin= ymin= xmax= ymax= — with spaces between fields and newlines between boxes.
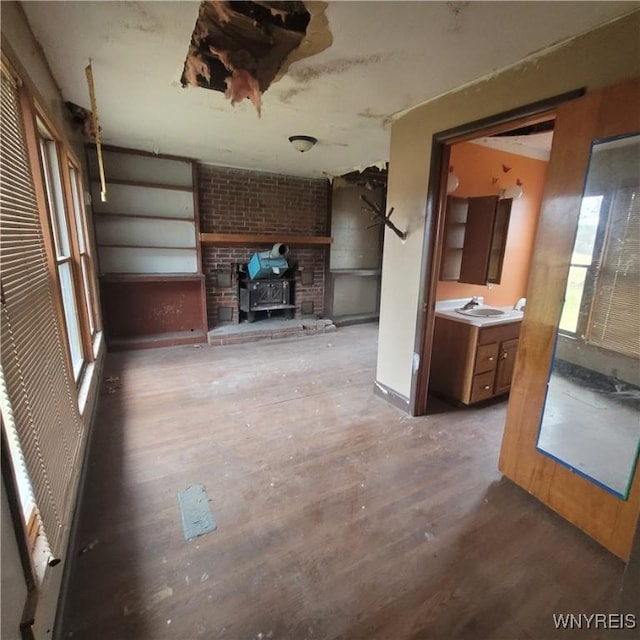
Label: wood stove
xmin=238 ymin=276 xmax=295 ymax=322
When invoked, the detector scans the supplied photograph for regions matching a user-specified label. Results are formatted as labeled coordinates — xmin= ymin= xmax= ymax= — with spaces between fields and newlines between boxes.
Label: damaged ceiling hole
xmin=181 ymin=1 xmax=312 ymax=116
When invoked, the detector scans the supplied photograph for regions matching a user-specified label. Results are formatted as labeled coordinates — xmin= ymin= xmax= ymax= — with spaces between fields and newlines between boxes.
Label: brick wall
xmin=197 ymin=164 xmax=329 ymax=327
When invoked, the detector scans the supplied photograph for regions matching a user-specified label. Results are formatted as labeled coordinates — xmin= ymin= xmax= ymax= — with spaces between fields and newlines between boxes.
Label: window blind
xmin=0 ymin=69 xmax=82 ymax=559
xmin=587 ymin=187 xmax=640 ymax=358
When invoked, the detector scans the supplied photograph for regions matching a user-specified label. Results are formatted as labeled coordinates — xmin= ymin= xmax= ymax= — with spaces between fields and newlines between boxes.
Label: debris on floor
xmin=104 ymin=375 xmax=121 ymax=394
xmin=78 ymin=538 xmax=99 ymax=555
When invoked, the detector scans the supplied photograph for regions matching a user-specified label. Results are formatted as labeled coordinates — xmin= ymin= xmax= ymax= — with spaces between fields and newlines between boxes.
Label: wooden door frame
xmin=409 ymin=89 xmax=585 ymax=417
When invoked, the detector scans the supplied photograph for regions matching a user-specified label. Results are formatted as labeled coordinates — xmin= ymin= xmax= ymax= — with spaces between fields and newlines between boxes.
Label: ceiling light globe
xmin=289 ymin=135 xmax=317 ymax=152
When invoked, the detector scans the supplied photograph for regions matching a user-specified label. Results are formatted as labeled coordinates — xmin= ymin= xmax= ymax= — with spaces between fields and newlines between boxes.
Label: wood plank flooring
xmin=60 ymin=324 xmax=626 ymax=640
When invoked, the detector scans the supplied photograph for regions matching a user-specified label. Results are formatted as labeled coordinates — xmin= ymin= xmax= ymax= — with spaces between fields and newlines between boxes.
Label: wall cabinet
xmin=429 ymin=317 xmax=521 ymax=405
xmin=440 ymin=195 xmax=512 ymax=285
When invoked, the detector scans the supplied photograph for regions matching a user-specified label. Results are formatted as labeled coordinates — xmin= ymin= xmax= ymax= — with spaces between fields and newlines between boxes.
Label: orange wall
xmin=436 ymin=141 xmax=548 ymax=306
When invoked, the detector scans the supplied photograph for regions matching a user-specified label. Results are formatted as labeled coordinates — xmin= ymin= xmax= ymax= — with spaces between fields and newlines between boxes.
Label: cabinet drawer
xmin=471 ymin=371 xmax=496 ymax=403
xmin=478 ymin=321 xmax=521 ymax=345
xmin=474 ymin=343 xmax=499 ymax=374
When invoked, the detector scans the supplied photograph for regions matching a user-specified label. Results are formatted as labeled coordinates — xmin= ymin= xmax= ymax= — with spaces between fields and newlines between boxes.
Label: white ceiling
xmin=23 ymin=1 xmax=637 ymax=178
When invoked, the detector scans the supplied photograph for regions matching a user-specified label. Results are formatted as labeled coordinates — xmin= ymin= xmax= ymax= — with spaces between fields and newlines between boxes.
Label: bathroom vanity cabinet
xmin=429 ymin=316 xmax=521 ymax=405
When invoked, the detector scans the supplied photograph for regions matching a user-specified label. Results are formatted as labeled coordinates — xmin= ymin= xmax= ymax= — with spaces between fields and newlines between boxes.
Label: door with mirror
xmin=536 ymin=133 xmax=640 ymax=499
xmin=499 ymin=77 xmax=640 ymax=559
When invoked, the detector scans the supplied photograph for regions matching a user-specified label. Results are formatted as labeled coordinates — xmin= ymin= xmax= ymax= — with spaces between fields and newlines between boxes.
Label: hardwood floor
xmin=60 ymin=324 xmax=626 ymax=640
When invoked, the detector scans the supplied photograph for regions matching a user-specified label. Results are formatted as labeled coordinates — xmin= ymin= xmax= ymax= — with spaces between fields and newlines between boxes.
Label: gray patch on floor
xmin=177 ymin=484 xmax=217 ymax=540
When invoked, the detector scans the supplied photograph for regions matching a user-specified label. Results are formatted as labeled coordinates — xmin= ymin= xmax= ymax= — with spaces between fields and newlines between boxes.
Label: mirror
xmin=536 ymin=133 xmax=640 ymax=499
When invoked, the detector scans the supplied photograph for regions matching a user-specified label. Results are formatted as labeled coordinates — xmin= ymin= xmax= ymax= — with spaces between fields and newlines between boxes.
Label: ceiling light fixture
xmin=289 ymin=135 xmax=317 ymax=152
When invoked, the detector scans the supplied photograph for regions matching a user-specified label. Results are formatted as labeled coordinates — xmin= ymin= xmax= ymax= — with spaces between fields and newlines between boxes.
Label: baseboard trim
xmin=373 ymin=380 xmax=410 ymax=413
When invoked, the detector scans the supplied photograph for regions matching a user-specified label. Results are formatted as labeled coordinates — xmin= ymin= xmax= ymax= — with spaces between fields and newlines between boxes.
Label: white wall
xmin=1 ymin=2 xmax=75 ymax=141
xmin=377 ymin=11 xmax=640 ymax=399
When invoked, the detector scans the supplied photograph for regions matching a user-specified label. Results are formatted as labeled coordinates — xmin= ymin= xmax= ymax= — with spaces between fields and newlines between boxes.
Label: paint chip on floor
xmin=177 ymin=484 xmax=217 ymax=540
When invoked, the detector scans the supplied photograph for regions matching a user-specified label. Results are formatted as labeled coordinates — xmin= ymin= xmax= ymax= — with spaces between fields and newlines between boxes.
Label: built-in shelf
xmin=90 ymin=177 xmax=194 ymax=192
xmin=100 ymin=273 xmax=205 ymax=283
xmin=89 ymin=145 xmax=207 ymax=350
xmin=97 ymin=243 xmax=195 ymax=250
xmin=330 ymin=268 xmax=381 ymax=276
xmin=199 ymin=232 xmax=333 ymax=246
xmin=95 ymin=212 xmax=193 ymax=222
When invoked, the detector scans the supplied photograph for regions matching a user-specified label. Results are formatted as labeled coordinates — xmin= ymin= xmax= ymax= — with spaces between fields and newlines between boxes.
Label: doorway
xmin=425 ymin=119 xmax=555 ymax=409
xmin=409 ymin=92 xmax=578 ymax=416
xmin=411 ymin=78 xmax=639 ymax=559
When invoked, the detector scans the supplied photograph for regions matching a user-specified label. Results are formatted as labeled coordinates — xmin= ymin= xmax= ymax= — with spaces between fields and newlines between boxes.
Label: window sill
xmin=92 ymin=330 xmax=103 ymax=360
xmin=78 ymin=332 xmax=103 ymax=415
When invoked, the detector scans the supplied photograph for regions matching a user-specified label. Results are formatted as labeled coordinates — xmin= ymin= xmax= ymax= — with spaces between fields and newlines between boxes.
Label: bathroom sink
xmin=456 ymin=307 xmax=506 ymax=317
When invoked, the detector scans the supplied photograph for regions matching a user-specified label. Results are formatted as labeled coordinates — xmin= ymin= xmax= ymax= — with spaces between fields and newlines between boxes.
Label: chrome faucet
xmin=461 ymin=296 xmax=480 ymax=310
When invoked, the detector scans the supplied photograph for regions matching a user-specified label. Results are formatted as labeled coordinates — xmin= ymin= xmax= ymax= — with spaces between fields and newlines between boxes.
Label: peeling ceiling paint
xmin=22 ymin=1 xmax=638 ymax=178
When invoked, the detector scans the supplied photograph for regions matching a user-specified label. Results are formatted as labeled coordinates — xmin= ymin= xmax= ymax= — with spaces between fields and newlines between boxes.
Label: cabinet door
xmin=487 ymin=198 xmax=512 ymax=283
xmin=459 ymin=196 xmax=499 ymax=284
xmin=440 ymin=196 xmax=511 ymax=285
xmin=494 ymin=338 xmax=519 ymax=395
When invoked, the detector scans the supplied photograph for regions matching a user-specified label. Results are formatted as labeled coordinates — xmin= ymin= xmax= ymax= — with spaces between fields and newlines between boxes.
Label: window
xmin=559 ymin=195 xmax=603 ymax=334
xmin=1 ymin=63 xmax=85 ymax=569
xmin=36 ymin=120 xmax=96 ymax=381
xmin=587 ymin=187 xmax=639 ymax=356
xmin=559 ymin=186 xmax=639 ymax=357
xmin=559 ymin=133 xmax=640 ymax=355
xmin=68 ymin=162 xmax=97 ymax=338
